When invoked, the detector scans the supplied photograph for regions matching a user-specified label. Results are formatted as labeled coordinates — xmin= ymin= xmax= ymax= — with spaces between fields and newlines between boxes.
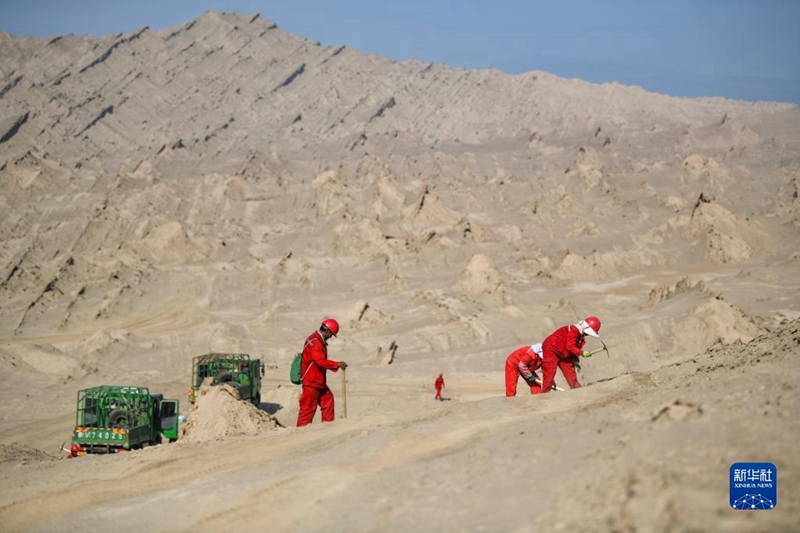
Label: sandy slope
xmin=1 ymin=320 xmax=798 ymax=532
xmin=1 ymin=9 xmax=799 ymax=532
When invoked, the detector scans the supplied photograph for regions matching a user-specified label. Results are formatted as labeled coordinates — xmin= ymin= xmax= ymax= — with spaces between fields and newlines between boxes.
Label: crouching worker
xmin=297 ymin=318 xmax=348 ymax=427
xmin=539 ymin=316 xmax=601 ymax=393
xmin=505 ymin=343 xmax=544 ymax=396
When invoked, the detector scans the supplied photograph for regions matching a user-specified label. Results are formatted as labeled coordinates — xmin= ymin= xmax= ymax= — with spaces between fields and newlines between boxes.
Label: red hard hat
xmin=321 ymin=318 xmax=340 ymax=336
xmin=584 ymin=316 xmax=601 ymax=337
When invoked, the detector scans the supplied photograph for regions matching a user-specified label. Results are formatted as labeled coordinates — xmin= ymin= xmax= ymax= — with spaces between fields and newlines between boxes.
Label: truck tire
xmin=215 ymin=372 xmax=234 ymax=384
xmin=109 ymin=409 xmax=130 ymax=428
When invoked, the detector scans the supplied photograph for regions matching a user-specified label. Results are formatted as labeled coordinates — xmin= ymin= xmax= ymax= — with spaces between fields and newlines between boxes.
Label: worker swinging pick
xmin=538 ymin=316 xmax=602 ymax=393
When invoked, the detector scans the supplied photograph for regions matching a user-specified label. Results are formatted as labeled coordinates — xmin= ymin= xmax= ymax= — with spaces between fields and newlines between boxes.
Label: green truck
xmin=69 ymin=386 xmax=179 ymax=458
xmin=189 ymin=353 xmax=265 ymax=406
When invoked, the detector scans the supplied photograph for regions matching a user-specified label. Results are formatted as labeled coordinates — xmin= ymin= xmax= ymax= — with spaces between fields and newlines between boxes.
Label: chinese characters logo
xmin=730 ymin=462 xmax=777 ymax=510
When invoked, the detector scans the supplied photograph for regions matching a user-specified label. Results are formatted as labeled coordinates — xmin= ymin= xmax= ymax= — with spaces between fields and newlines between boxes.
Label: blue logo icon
xmin=730 ymin=462 xmax=777 ymax=510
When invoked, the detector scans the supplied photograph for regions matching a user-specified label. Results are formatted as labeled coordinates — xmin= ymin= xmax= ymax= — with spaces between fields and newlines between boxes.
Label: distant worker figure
xmin=435 ymin=373 xmax=445 ymax=400
xmin=505 ymin=343 xmax=544 ymax=396
xmin=296 ymin=318 xmax=348 ymax=427
xmin=539 ymin=317 xmax=601 ymax=393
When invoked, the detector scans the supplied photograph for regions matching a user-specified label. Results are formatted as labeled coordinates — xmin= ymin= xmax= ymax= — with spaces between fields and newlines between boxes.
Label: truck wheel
xmin=109 ymin=409 xmax=130 ymax=428
xmin=216 ymin=372 xmax=234 ymax=383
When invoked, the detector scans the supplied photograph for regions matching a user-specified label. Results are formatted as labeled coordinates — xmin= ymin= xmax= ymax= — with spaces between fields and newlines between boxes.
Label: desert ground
xmin=1 ymin=10 xmax=799 ymax=532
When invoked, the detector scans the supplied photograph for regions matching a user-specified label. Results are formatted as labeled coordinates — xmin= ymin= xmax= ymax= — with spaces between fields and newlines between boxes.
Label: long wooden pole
xmin=341 ymin=368 xmax=347 ymax=419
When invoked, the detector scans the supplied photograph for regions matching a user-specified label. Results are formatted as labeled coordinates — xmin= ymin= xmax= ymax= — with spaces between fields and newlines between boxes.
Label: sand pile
xmin=271 ymin=251 xmax=313 ymax=288
xmin=459 ymin=254 xmax=504 ymax=297
xmin=547 ymin=249 xmax=663 ymax=284
xmin=682 ymin=115 xmax=762 ymax=152
xmin=309 ymin=171 xmax=352 ymax=217
xmin=683 ymin=154 xmax=729 ymax=179
xmin=674 ymin=297 xmax=765 ymax=355
xmin=701 ymin=317 xmax=800 ymax=367
xmin=402 ymin=185 xmax=462 ymax=230
xmin=67 ymin=329 xmax=129 ymax=356
xmin=372 ymin=174 xmax=407 ymax=216
xmin=566 ymin=147 xmax=607 ymax=190
xmin=343 ymin=300 xmax=393 ymax=329
xmin=455 ymin=216 xmax=494 ymax=243
xmin=0 ymin=443 xmax=54 ymax=464
xmin=333 ymin=219 xmax=393 ymax=257
xmin=181 ymin=383 xmax=279 ymax=443
xmin=681 ymin=154 xmax=731 ymax=197
xmin=688 ymin=194 xmax=764 ymax=263
xmin=641 ymin=276 xmax=710 ymax=309
xmin=139 ymin=221 xmax=204 ymax=265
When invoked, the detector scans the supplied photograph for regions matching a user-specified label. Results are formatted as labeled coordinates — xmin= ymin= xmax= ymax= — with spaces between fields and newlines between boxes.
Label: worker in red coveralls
xmin=505 ymin=343 xmax=544 ymax=396
xmin=434 ymin=373 xmax=445 ymax=400
xmin=296 ymin=318 xmax=348 ymax=427
xmin=539 ymin=316 xmax=601 ymax=393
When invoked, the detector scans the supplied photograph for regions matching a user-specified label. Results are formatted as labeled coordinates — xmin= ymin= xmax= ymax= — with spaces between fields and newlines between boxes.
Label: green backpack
xmin=290 ymin=353 xmax=303 ymax=385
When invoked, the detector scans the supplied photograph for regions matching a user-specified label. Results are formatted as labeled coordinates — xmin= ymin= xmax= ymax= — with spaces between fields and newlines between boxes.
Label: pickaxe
xmin=590 ymin=338 xmax=610 ymax=359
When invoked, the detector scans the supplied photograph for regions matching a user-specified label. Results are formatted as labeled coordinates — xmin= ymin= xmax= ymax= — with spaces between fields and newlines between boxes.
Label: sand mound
xmin=459 ymin=254 xmax=504 ymax=296
xmin=308 ymin=171 xmax=352 ymax=217
xmin=641 ymin=277 xmax=710 ymax=309
xmin=683 ymin=116 xmax=762 ymax=153
xmin=456 ymin=216 xmax=494 ymax=243
xmin=181 ymin=383 xmax=279 ymax=443
xmin=566 ymin=147 xmax=607 ymax=190
xmin=674 ymin=297 xmax=765 ymax=355
xmin=272 ymin=251 xmax=312 ymax=287
xmin=547 ymin=249 xmax=663 ymax=284
xmin=0 ymin=443 xmax=55 ymax=464
xmin=139 ymin=221 xmax=204 ymax=265
xmin=701 ymin=317 xmax=800 ymax=368
xmin=681 ymin=154 xmax=732 ymax=196
xmin=688 ymin=195 xmax=764 ymax=263
xmin=402 ymin=185 xmax=462 ymax=228
xmin=372 ymin=176 xmax=407 ymax=216
xmin=333 ymin=219 xmax=393 ymax=257
xmin=68 ymin=329 xmax=129 ymax=356
xmin=343 ymin=300 xmax=394 ymax=329
xmin=683 ymin=154 xmax=729 ymax=178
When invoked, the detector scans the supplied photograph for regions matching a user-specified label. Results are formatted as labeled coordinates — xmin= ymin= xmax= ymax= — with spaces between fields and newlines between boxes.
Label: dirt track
xmin=1 ymin=321 xmax=798 ymax=532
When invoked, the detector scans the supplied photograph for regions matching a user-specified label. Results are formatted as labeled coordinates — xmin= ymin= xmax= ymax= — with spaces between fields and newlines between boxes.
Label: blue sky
xmin=2 ymin=0 xmax=798 ymax=104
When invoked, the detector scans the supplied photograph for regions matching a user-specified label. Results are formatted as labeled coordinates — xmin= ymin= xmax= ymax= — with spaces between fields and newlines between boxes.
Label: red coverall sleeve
xmin=565 ymin=327 xmax=586 ymax=357
xmin=309 ymin=340 xmax=339 ymax=371
xmin=516 ymin=352 xmax=535 ymax=379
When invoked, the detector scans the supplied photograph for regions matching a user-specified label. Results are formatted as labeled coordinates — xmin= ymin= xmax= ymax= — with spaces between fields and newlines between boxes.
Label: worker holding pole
xmin=296 ymin=318 xmax=348 ymax=427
